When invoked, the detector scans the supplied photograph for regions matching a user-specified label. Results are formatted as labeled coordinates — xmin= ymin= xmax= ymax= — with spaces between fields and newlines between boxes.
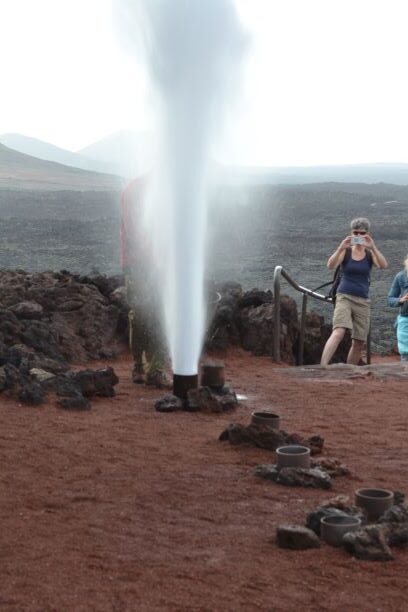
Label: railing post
xmin=272 ymin=264 xmax=334 ymax=366
xmin=298 ymin=293 xmax=308 ymax=365
xmin=273 ymin=266 xmax=282 ymax=362
xmin=367 ymin=328 xmax=371 ymax=365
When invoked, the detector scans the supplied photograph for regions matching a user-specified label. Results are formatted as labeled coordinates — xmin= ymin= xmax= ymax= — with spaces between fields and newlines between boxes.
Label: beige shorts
xmin=333 ymin=293 xmax=370 ymax=341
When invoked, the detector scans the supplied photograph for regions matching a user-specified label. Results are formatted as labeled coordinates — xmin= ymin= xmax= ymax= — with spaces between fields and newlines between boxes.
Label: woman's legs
xmin=321 ymin=327 xmax=346 ymax=366
xmin=347 ymin=339 xmax=365 ymax=365
xmin=396 ymin=316 xmax=408 ymax=361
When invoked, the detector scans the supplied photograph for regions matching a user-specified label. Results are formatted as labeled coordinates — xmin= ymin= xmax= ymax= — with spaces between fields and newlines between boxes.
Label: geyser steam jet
xmin=116 ymin=0 xmax=246 ymax=392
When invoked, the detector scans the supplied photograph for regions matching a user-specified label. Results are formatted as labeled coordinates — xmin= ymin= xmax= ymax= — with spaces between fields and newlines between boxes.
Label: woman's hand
xmin=364 ymin=234 xmax=375 ymax=249
xmin=339 ymin=236 xmax=352 ymax=250
xmin=400 ymin=294 xmax=408 ymax=304
xmin=364 ymin=235 xmax=388 ymax=268
xmin=327 ymin=236 xmax=352 ymax=268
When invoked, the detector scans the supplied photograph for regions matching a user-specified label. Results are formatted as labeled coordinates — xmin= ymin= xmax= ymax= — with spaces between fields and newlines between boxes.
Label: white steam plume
xmin=116 ymin=0 xmax=246 ymax=375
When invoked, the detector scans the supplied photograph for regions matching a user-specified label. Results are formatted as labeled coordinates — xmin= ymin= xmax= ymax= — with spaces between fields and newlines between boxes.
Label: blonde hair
xmin=404 ymin=255 xmax=408 ymax=273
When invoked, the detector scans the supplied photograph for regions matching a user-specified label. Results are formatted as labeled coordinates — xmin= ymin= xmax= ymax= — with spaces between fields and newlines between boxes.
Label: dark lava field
xmin=1 ymin=181 xmax=407 ymax=352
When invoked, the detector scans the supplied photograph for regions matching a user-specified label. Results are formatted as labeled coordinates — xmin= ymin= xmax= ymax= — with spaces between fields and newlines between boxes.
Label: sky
xmin=0 ymin=0 xmax=408 ymax=166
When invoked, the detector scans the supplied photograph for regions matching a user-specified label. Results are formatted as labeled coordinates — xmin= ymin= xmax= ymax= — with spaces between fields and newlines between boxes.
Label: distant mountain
xmin=0 ymin=133 xmax=113 ymax=175
xmin=222 ymin=163 xmax=408 ymax=186
xmin=1 ymin=130 xmax=153 ymax=179
xmin=4 ymin=129 xmax=408 ymax=187
xmin=79 ymin=131 xmax=408 ymax=185
xmin=77 ymin=129 xmax=154 ymax=178
xmin=0 ymin=142 xmax=123 ymax=191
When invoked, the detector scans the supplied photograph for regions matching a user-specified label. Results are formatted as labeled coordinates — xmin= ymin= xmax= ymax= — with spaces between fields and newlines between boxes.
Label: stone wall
xmin=0 ymin=271 xmax=347 ymax=376
xmin=206 ymin=282 xmax=349 ymax=364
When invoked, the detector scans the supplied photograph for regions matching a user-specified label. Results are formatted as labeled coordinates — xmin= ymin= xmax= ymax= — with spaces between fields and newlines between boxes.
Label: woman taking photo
xmin=321 ymin=217 xmax=388 ymax=366
xmin=387 ymin=256 xmax=408 ymax=361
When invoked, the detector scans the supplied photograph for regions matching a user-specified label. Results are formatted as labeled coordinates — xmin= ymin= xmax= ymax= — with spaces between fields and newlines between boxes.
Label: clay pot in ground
xmin=320 ymin=515 xmax=362 ymax=547
xmin=276 ymin=445 xmax=311 ymax=470
xmin=251 ymin=411 xmax=280 ymax=429
xmin=200 ymin=362 xmax=225 ymax=389
xmin=355 ymin=488 xmax=394 ymax=521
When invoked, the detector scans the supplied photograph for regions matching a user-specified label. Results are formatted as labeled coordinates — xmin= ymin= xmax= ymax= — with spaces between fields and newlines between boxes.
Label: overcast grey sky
xmin=1 ymin=0 xmax=408 ymax=166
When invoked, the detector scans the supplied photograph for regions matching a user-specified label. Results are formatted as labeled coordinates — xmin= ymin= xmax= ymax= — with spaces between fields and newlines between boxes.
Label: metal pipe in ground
xmin=173 ymin=374 xmax=198 ymax=401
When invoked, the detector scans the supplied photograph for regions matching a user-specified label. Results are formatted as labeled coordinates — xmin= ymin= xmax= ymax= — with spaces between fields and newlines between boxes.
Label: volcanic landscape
xmin=0 ymin=145 xmax=408 ymax=611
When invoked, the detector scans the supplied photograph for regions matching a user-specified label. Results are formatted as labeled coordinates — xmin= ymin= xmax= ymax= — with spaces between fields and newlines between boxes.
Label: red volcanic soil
xmin=0 ymin=349 xmax=407 ymax=611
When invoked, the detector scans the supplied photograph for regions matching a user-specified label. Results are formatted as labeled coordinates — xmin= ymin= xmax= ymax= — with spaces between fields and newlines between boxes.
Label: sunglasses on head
xmin=352 ymin=230 xmax=367 ymax=235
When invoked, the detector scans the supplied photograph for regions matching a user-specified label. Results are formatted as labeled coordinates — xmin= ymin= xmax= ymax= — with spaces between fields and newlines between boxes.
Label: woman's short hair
xmin=350 ymin=217 xmax=370 ymax=232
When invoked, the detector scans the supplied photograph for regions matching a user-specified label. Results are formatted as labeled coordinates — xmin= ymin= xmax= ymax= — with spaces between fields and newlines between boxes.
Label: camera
xmin=351 ymin=235 xmax=365 ymax=245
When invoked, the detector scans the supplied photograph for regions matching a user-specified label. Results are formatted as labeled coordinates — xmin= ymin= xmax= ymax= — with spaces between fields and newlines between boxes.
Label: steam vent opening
xmin=173 ymin=374 xmax=198 ymax=400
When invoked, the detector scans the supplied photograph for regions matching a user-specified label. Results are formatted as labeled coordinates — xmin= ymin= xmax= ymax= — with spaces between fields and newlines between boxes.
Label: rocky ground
xmin=0 ymin=348 xmax=407 ymax=611
xmin=0 ymin=268 xmax=406 ymax=609
xmin=0 ymin=270 xmax=348 ymax=411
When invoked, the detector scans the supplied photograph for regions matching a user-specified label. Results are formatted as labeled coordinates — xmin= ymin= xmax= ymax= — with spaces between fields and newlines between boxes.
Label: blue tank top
xmin=337 ymin=251 xmax=372 ymax=299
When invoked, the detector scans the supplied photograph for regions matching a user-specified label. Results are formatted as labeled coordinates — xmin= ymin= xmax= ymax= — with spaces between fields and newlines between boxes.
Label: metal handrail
xmin=273 ymin=265 xmax=371 ymax=365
